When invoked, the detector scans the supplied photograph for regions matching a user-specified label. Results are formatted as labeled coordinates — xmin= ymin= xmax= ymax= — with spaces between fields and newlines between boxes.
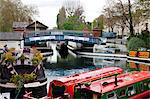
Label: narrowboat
xmin=0 ymin=48 xmax=47 ymax=98
xmin=75 ymin=71 xmax=150 ymax=99
xmin=48 ymin=67 xmax=123 ymax=99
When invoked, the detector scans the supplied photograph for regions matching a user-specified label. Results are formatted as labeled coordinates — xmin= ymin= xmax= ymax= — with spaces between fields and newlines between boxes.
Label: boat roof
xmin=52 ymin=67 xmax=123 ymax=85
xmin=80 ymin=71 xmax=150 ymax=93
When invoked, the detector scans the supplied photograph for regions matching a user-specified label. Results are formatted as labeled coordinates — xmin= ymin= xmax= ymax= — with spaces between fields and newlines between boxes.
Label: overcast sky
xmin=21 ymin=0 xmax=107 ymax=29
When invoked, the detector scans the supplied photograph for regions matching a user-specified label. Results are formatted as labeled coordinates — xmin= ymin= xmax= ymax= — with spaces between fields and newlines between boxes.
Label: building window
xmin=107 ymin=92 xmax=117 ymax=99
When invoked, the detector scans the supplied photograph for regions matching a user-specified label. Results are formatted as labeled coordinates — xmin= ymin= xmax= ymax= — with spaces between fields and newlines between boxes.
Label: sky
xmin=21 ymin=0 xmax=107 ymax=29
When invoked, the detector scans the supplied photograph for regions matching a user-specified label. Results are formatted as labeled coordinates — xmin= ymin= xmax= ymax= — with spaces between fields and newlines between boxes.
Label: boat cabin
xmin=48 ymin=67 xmax=123 ymax=98
xmin=75 ymin=71 xmax=150 ymax=99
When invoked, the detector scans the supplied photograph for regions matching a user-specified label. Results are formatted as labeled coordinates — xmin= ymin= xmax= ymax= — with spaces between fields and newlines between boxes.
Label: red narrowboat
xmin=48 ymin=67 xmax=123 ymax=99
xmin=75 ymin=71 xmax=150 ymax=99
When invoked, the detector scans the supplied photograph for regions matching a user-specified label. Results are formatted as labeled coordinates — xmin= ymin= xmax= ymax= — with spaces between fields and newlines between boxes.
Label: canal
xmin=44 ymin=48 xmax=150 ymax=90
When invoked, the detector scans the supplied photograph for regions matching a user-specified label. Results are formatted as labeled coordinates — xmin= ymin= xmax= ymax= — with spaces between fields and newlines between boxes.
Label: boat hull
xmin=0 ymin=80 xmax=47 ymax=99
xmin=129 ymin=90 xmax=150 ymax=99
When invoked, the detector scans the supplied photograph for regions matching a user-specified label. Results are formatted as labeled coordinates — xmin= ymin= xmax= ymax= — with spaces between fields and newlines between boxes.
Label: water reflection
xmin=127 ymin=60 xmax=150 ymax=71
xmin=44 ymin=43 xmax=150 ymax=90
xmin=45 ymin=53 xmax=127 ymax=87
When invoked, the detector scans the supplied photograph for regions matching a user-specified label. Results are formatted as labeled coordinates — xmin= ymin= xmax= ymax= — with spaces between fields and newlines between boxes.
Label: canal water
xmin=44 ymin=45 xmax=150 ymax=90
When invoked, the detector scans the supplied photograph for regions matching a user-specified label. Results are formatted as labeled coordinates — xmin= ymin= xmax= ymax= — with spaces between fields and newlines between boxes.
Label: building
xmin=26 ymin=21 xmax=48 ymax=31
xmin=13 ymin=21 xmax=48 ymax=33
xmin=103 ymin=19 xmax=150 ymax=38
xmin=0 ymin=32 xmax=24 ymax=49
xmin=13 ymin=22 xmax=29 ymax=32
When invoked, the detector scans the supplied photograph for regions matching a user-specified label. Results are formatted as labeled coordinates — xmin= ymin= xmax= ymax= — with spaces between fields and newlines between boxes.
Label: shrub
xmin=10 ymin=73 xmax=37 ymax=85
xmin=127 ymin=37 xmax=146 ymax=51
xmin=23 ymin=73 xmax=37 ymax=83
xmin=10 ymin=74 xmax=24 ymax=85
xmin=32 ymin=50 xmax=43 ymax=66
xmin=2 ymin=52 xmax=15 ymax=63
xmin=144 ymin=37 xmax=150 ymax=49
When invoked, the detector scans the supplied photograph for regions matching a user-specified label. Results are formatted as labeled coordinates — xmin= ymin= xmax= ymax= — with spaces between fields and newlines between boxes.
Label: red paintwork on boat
xmin=129 ymin=90 xmax=150 ymax=99
xmin=81 ymin=71 xmax=150 ymax=94
xmin=48 ymin=67 xmax=123 ymax=98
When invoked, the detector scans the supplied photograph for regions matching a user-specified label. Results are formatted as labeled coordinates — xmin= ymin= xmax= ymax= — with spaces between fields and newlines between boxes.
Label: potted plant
xmin=23 ymin=73 xmax=37 ymax=83
xmin=18 ymin=54 xmax=29 ymax=64
xmin=2 ymin=52 xmax=15 ymax=65
xmin=32 ymin=50 xmax=43 ymax=66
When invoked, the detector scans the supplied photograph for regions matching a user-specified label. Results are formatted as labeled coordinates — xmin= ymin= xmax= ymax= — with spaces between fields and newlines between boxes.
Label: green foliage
xmin=62 ymin=21 xmax=74 ymax=30
xmin=62 ymin=16 xmax=85 ymax=30
xmin=23 ymin=73 xmax=37 ymax=82
xmin=10 ymin=73 xmax=37 ymax=85
xmin=93 ymin=15 xmax=104 ymax=30
xmin=57 ymin=2 xmax=87 ymax=30
xmin=10 ymin=75 xmax=23 ymax=85
xmin=127 ymin=37 xmax=146 ymax=51
xmin=19 ymin=54 xmax=29 ymax=60
xmin=32 ymin=49 xmax=43 ymax=66
xmin=2 ymin=52 xmax=15 ymax=63
xmin=137 ymin=30 xmax=150 ymax=48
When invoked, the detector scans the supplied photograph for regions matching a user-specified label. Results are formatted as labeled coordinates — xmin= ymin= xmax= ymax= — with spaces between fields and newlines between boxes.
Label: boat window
xmin=51 ymin=83 xmax=65 ymax=98
xmin=140 ymin=82 xmax=144 ymax=92
xmin=107 ymin=92 xmax=117 ymax=99
xmin=126 ymin=86 xmax=136 ymax=96
xmin=119 ymin=89 xmax=126 ymax=97
xmin=80 ymin=89 xmax=93 ymax=99
xmin=148 ymin=81 xmax=150 ymax=89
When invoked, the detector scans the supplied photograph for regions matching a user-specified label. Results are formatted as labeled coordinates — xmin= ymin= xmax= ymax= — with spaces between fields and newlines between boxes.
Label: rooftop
xmin=80 ymin=71 xmax=150 ymax=93
xmin=0 ymin=32 xmax=23 ymax=40
xmin=13 ymin=22 xmax=29 ymax=29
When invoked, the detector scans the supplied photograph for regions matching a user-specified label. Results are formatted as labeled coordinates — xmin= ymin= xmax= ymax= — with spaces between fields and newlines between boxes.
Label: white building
xmin=104 ymin=19 xmax=150 ymax=37
xmin=0 ymin=32 xmax=24 ymax=50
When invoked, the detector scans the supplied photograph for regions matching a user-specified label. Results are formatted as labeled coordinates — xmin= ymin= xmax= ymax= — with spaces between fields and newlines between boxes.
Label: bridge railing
xmin=24 ymin=30 xmax=101 ymax=45
xmin=27 ymin=35 xmax=100 ymax=44
xmin=24 ymin=30 xmax=92 ymax=38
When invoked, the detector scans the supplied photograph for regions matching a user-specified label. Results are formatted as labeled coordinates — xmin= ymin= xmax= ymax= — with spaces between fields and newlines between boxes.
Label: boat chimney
xmin=114 ymin=73 xmax=118 ymax=86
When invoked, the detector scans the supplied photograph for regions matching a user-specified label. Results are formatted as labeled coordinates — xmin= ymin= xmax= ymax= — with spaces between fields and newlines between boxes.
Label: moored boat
xmin=0 ymin=48 xmax=47 ymax=98
xmin=47 ymin=67 xmax=123 ymax=99
xmin=75 ymin=71 xmax=150 ymax=99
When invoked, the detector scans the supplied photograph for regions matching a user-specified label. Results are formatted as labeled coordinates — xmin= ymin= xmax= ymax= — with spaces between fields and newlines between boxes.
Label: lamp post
xmin=35 ymin=20 xmax=37 ymax=32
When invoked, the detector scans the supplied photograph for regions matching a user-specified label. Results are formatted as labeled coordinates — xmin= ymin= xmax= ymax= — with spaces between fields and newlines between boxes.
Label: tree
xmin=57 ymin=0 xmax=86 ymax=30
xmin=138 ymin=0 xmax=150 ymax=19
xmin=62 ymin=16 xmax=85 ymax=30
xmin=57 ymin=6 xmax=66 ymax=29
xmin=112 ymin=3 xmax=129 ymax=37
xmin=104 ymin=0 xmax=134 ymax=36
xmin=93 ymin=15 xmax=104 ymax=30
xmin=0 ymin=0 xmax=38 ymax=32
xmin=64 ymin=0 xmax=84 ymax=17
xmin=128 ymin=0 xmax=134 ymax=36
xmin=103 ymin=7 xmax=118 ymax=32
